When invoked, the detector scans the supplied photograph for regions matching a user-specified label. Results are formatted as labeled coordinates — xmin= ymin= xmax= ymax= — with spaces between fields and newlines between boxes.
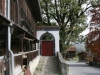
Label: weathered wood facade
xmin=65 ymin=46 xmax=77 ymax=58
xmin=77 ymin=52 xmax=87 ymax=61
xmin=0 ymin=0 xmax=42 ymax=75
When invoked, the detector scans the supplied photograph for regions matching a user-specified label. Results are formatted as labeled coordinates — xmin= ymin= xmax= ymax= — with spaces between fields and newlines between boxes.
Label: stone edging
xmin=57 ymin=52 xmax=68 ymax=75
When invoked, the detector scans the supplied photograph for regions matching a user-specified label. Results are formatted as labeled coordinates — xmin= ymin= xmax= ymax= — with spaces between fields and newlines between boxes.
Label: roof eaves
xmin=26 ymin=0 xmax=43 ymax=22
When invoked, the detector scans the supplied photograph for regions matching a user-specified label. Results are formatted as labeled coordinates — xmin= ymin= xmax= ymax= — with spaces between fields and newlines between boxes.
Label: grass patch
xmin=59 ymin=73 xmax=62 ymax=75
xmin=36 ymin=67 xmax=42 ymax=71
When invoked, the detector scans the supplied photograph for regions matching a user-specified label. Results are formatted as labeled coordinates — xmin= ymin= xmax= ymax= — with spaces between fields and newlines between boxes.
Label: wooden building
xmin=77 ymin=52 xmax=87 ymax=61
xmin=65 ymin=46 xmax=77 ymax=58
xmin=0 ymin=0 xmax=42 ymax=75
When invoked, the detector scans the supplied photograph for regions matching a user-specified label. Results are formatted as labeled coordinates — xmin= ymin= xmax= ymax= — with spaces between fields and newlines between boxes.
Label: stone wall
xmin=57 ymin=52 xmax=68 ymax=75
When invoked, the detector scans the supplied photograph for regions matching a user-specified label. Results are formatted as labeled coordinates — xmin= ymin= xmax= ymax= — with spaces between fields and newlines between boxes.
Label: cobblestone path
xmin=34 ymin=56 xmax=61 ymax=75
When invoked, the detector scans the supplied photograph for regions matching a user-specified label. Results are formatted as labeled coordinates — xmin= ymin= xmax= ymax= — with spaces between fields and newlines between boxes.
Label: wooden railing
xmin=14 ymin=54 xmax=22 ymax=74
xmin=0 ymin=50 xmax=38 ymax=75
xmin=14 ymin=54 xmax=22 ymax=67
xmin=14 ymin=50 xmax=38 ymax=69
xmin=27 ymin=50 xmax=38 ymax=63
xmin=0 ymin=57 xmax=4 ymax=75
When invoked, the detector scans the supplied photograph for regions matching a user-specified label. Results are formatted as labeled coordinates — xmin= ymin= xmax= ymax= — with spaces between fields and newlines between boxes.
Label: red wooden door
xmin=42 ymin=41 xmax=53 ymax=56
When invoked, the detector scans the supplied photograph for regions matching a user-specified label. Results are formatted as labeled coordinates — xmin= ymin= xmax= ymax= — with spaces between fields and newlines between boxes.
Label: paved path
xmin=34 ymin=56 xmax=61 ymax=75
xmin=66 ymin=61 xmax=100 ymax=75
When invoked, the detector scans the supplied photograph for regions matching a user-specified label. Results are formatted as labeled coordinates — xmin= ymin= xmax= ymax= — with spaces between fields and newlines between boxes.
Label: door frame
xmin=41 ymin=40 xmax=54 ymax=56
xmin=40 ymin=32 xmax=55 ymax=56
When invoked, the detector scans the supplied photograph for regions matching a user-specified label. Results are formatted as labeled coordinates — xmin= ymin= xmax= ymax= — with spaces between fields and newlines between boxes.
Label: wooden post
xmin=21 ymin=38 xmax=23 ymax=52
xmin=30 ymin=41 xmax=32 ymax=51
xmin=28 ymin=40 xmax=30 ymax=51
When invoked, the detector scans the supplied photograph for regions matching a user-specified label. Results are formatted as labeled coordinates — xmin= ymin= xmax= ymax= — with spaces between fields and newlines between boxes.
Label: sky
xmin=80 ymin=1 xmax=92 ymax=36
xmin=80 ymin=28 xmax=89 ymax=36
xmin=74 ymin=42 xmax=86 ymax=52
xmin=80 ymin=15 xmax=91 ymax=36
xmin=76 ymin=16 xmax=91 ymax=51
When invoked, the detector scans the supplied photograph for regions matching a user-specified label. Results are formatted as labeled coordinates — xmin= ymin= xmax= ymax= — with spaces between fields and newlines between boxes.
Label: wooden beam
xmin=23 ymin=37 xmax=34 ymax=41
xmin=0 ymin=14 xmax=10 ymax=24
xmin=20 ymin=38 xmax=23 ymax=52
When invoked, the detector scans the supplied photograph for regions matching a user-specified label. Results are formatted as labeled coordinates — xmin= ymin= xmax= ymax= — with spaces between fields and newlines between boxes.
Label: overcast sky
xmin=80 ymin=15 xmax=91 ymax=36
xmin=74 ymin=42 xmax=86 ymax=52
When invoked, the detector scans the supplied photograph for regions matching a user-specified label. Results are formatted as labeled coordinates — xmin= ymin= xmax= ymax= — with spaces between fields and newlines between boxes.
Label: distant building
xmin=65 ymin=46 xmax=77 ymax=58
xmin=77 ymin=52 xmax=87 ymax=61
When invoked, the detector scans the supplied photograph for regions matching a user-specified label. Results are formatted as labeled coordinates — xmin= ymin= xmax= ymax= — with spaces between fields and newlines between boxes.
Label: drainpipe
xmin=8 ymin=0 xmax=10 ymax=20
xmin=7 ymin=26 xmax=14 ymax=75
xmin=7 ymin=0 xmax=14 ymax=74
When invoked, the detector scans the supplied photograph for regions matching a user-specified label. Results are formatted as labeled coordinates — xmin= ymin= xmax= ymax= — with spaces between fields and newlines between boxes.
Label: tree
xmin=86 ymin=5 xmax=100 ymax=53
xmin=39 ymin=0 xmax=99 ymax=52
xmin=86 ymin=31 xmax=100 ymax=58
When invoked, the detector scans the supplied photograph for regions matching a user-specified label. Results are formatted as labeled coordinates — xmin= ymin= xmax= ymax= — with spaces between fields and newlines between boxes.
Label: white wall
xmin=36 ymin=30 xmax=60 ymax=56
xmin=29 ymin=55 xmax=41 ymax=75
xmin=14 ymin=65 xmax=22 ymax=75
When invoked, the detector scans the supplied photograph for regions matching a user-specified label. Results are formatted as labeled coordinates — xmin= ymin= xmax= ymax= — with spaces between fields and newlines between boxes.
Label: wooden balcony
xmin=0 ymin=50 xmax=39 ymax=74
xmin=14 ymin=50 xmax=38 ymax=74
xmin=27 ymin=50 xmax=38 ymax=63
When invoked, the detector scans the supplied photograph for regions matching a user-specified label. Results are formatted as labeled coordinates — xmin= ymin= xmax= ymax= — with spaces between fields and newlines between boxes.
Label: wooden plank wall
xmin=10 ymin=0 xmax=35 ymax=35
xmin=0 ymin=0 xmax=5 ymax=15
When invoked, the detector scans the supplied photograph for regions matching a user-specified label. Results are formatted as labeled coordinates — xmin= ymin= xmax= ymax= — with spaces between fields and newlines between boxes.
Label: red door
xmin=42 ymin=41 xmax=53 ymax=56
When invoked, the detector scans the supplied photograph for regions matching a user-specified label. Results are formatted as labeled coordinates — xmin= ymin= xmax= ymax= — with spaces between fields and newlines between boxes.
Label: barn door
xmin=42 ymin=41 xmax=53 ymax=56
